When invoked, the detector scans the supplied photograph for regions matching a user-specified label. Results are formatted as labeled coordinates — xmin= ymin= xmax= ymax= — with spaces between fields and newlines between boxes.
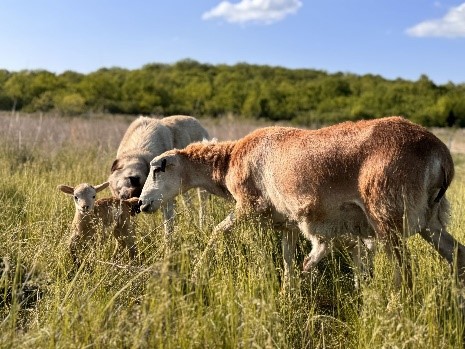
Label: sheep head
xmin=58 ymin=182 xmax=109 ymax=213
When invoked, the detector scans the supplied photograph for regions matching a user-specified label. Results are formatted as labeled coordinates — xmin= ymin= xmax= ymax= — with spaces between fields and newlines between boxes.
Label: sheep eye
xmin=74 ymin=196 xmax=78 ymax=201
xmin=92 ymin=195 xmax=96 ymax=199
xmin=153 ymin=168 xmax=161 ymax=179
xmin=129 ymin=176 xmax=140 ymax=187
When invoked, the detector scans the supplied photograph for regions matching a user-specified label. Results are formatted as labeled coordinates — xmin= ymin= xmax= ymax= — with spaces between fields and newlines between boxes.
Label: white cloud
xmin=406 ymin=2 xmax=465 ymax=38
xmin=202 ymin=0 xmax=302 ymax=24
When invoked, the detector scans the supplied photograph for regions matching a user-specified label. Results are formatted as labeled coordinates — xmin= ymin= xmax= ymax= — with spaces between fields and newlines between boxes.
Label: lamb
xmin=58 ymin=181 xmax=140 ymax=267
xmin=108 ymin=115 xmax=210 ymax=235
xmin=137 ymin=116 xmax=465 ymax=287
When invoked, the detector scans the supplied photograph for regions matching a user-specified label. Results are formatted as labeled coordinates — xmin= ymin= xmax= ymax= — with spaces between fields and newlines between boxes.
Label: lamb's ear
xmin=94 ymin=182 xmax=109 ymax=193
xmin=58 ymin=185 xmax=74 ymax=195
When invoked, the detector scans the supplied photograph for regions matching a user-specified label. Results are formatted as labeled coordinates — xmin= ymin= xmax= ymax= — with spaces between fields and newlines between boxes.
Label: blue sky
xmin=0 ymin=0 xmax=464 ymax=84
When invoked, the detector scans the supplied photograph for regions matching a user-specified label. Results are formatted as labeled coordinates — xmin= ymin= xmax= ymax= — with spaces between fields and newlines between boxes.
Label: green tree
xmin=0 ymin=61 xmax=463 ymax=126
xmin=78 ymin=68 xmax=127 ymax=113
xmin=30 ymin=91 xmax=55 ymax=112
xmin=55 ymin=93 xmax=86 ymax=115
xmin=0 ymin=69 xmax=13 ymax=110
xmin=4 ymin=72 xmax=29 ymax=112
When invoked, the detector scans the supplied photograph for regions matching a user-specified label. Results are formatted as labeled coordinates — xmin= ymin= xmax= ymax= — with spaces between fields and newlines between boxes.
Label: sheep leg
xmin=383 ymin=231 xmax=412 ymax=289
xmin=419 ymin=228 xmax=465 ymax=284
xmin=351 ymin=238 xmax=376 ymax=289
xmin=162 ymin=199 xmax=175 ymax=237
xmin=303 ymin=236 xmax=329 ymax=273
xmin=69 ymin=237 xmax=81 ymax=267
xmin=181 ymin=191 xmax=195 ymax=216
xmin=113 ymin=232 xmax=138 ymax=261
xmin=180 ymin=189 xmax=209 ymax=230
xmin=192 ymin=212 xmax=236 ymax=282
xmin=198 ymin=189 xmax=209 ymax=230
xmin=282 ymin=229 xmax=299 ymax=287
xmin=213 ymin=212 xmax=236 ymax=234
xmin=180 ymin=191 xmax=196 ymax=227
xmin=298 ymin=221 xmax=329 ymax=273
xmin=69 ymin=231 xmax=94 ymax=268
xmin=112 ymin=220 xmax=138 ymax=262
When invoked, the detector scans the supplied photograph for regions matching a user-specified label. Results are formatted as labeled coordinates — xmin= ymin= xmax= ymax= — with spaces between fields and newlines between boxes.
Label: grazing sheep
xmin=58 ymin=181 xmax=140 ymax=267
xmin=108 ymin=115 xmax=210 ymax=235
xmin=138 ymin=116 xmax=465 ymax=287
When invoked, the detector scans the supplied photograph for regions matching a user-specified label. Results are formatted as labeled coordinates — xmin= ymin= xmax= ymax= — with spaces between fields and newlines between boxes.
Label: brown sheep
xmin=137 ymin=116 xmax=465 ymax=287
xmin=58 ymin=182 xmax=140 ymax=267
xmin=108 ymin=115 xmax=210 ymax=235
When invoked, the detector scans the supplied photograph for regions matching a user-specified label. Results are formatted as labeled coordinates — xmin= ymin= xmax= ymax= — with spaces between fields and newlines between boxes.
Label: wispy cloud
xmin=202 ymin=0 xmax=302 ymax=25
xmin=406 ymin=2 xmax=465 ymax=38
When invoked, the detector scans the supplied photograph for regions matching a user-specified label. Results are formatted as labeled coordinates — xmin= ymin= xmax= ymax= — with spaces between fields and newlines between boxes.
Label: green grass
xmin=1 ymin=116 xmax=465 ymax=348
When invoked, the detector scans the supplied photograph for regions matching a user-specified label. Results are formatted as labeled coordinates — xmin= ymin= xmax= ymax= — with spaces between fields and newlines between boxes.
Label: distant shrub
xmin=55 ymin=93 xmax=86 ymax=116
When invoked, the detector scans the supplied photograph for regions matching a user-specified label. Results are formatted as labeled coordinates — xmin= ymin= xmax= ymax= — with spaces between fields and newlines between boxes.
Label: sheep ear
xmin=160 ymin=158 xmax=167 ymax=172
xmin=94 ymin=182 xmax=109 ymax=193
xmin=152 ymin=158 xmax=169 ymax=174
xmin=164 ymin=156 xmax=177 ymax=169
xmin=111 ymin=159 xmax=121 ymax=173
xmin=151 ymin=155 xmax=176 ymax=172
xmin=203 ymin=137 xmax=218 ymax=144
xmin=58 ymin=185 xmax=74 ymax=195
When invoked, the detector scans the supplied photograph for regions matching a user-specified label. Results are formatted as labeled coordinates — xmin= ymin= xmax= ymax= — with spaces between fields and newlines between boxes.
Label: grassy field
xmin=1 ymin=112 xmax=465 ymax=348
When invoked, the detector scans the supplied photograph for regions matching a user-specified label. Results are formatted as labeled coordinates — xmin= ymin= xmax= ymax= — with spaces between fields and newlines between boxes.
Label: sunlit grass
xmin=1 ymin=114 xmax=464 ymax=348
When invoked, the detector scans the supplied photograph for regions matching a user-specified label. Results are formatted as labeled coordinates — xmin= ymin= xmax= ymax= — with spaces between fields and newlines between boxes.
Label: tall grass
xmin=1 ymin=113 xmax=465 ymax=348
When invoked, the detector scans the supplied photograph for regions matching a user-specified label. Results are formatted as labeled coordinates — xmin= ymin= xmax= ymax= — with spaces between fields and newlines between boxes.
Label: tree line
xmin=0 ymin=58 xmax=464 ymax=127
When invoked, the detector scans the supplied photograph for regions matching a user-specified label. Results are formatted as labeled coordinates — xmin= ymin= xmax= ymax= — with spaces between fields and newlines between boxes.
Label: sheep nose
xmin=133 ymin=200 xmax=142 ymax=214
xmin=139 ymin=201 xmax=151 ymax=213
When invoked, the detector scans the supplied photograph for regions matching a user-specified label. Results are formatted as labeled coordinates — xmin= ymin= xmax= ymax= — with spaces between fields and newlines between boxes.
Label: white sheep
xmin=58 ymin=181 xmax=140 ymax=267
xmin=108 ymin=115 xmax=210 ymax=235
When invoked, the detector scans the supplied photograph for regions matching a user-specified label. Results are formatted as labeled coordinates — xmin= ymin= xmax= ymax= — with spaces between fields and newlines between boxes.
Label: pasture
xmin=1 ymin=112 xmax=465 ymax=348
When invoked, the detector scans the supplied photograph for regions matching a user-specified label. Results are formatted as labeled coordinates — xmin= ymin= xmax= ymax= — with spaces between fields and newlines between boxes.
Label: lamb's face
xmin=58 ymin=182 xmax=109 ymax=213
xmin=138 ymin=154 xmax=182 ymax=213
xmin=72 ymin=184 xmax=98 ymax=213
